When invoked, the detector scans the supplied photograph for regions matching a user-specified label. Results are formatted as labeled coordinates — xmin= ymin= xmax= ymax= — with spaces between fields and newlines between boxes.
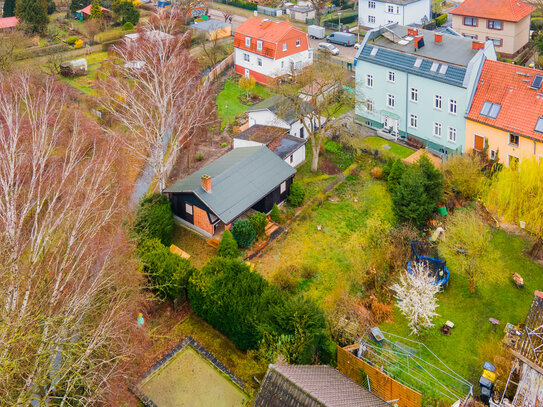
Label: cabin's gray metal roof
xmin=361 ymin=24 xmax=480 ymax=67
xmin=192 ymin=19 xmax=230 ymax=32
xmin=234 ymin=125 xmax=306 ymax=159
xmin=164 ymin=146 xmax=295 ymax=224
xmin=246 ymin=95 xmax=312 ymax=124
xmin=254 ymin=364 xmax=391 ymax=407
xmin=358 ymin=44 xmax=468 ymax=87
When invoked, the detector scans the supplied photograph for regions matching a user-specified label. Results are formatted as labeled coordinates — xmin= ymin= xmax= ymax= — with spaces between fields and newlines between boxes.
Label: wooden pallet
xmin=206 ymin=238 xmax=220 ymax=249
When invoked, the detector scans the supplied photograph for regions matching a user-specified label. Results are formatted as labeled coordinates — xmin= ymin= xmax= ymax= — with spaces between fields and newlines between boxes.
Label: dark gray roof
xmin=270 ymin=135 xmax=306 ymax=159
xmin=234 ymin=125 xmax=306 ymax=159
xmin=164 ymin=147 xmax=295 ymax=224
xmin=254 ymin=365 xmax=391 ymax=407
xmin=372 ymin=0 xmax=422 ymax=4
xmin=358 ymin=44 xmax=468 ymax=87
xmin=290 ymin=5 xmax=315 ymax=12
xmin=361 ymin=24 xmax=481 ymax=67
xmin=246 ymin=95 xmax=313 ymax=124
xmin=192 ymin=19 xmax=230 ymax=32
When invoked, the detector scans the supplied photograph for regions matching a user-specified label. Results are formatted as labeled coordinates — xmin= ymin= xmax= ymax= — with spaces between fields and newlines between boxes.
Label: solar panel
xmin=530 ymin=75 xmax=543 ymax=89
xmin=439 ymin=64 xmax=448 ymax=75
xmin=535 ymin=117 xmax=543 ymax=133
xmin=489 ymin=103 xmax=501 ymax=119
xmin=480 ymin=101 xmax=492 ymax=116
xmin=370 ymin=47 xmax=378 ymax=56
xmin=430 ymin=62 xmax=439 ymax=72
xmin=414 ymin=58 xmax=423 ymax=68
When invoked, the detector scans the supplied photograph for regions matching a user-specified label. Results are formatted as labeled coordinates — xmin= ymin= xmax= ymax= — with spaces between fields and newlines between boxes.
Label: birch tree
xmin=391 ymin=262 xmax=440 ymax=336
xmin=0 ymin=73 xmax=141 ymax=405
xmin=273 ymin=54 xmax=355 ymax=172
xmin=97 ymin=17 xmax=214 ymax=191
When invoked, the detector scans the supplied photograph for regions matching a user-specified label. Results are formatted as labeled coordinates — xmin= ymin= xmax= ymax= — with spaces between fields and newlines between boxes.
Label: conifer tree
xmin=387 ymin=159 xmax=405 ymax=194
xmin=3 ymin=0 xmax=16 ymax=17
xmin=217 ymin=230 xmax=239 ymax=258
xmin=90 ymin=0 xmax=102 ymax=18
xmin=16 ymin=0 xmax=49 ymax=33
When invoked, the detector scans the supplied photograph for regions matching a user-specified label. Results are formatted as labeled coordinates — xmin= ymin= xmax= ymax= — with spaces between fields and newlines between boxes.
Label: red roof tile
xmin=77 ymin=4 xmax=111 ymax=15
xmin=449 ymin=0 xmax=534 ymax=22
xmin=0 ymin=17 xmax=19 ymax=29
xmin=467 ymin=59 xmax=543 ymax=141
xmin=235 ymin=17 xmax=303 ymax=44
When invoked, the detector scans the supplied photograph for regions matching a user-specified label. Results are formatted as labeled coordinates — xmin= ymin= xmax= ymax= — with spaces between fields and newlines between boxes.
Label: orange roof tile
xmin=235 ymin=17 xmax=303 ymax=44
xmin=0 ymin=17 xmax=19 ymax=29
xmin=77 ymin=4 xmax=111 ymax=15
xmin=449 ymin=0 xmax=534 ymax=22
xmin=467 ymin=60 xmax=543 ymax=142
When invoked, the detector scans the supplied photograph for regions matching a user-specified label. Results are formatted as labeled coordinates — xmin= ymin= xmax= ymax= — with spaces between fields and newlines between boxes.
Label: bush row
xmin=216 ymin=0 xmax=257 ymax=10
xmin=15 ymin=43 xmax=69 ymax=60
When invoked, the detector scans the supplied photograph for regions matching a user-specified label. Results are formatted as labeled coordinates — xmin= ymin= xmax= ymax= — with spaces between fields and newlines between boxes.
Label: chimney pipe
xmin=472 ymin=41 xmax=485 ymax=50
xmin=407 ymin=28 xmax=418 ymax=37
xmin=434 ymin=33 xmax=442 ymax=43
xmin=201 ymin=174 xmax=211 ymax=192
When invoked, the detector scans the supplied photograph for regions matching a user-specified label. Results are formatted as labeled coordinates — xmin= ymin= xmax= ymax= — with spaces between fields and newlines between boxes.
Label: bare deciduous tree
xmin=391 ymin=262 xmax=440 ymax=336
xmin=83 ymin=18 xmax=103 ymax=44
xmin=0 ymin=31 xmax=31 ymax=72
xmin=0 ymin=73 xmax=142 ymax=405
xmin=221 ymin=9 xmax=233 ymax=22
xmin=273 ymin=54 xmax=356 ymax=172
xmin=97 ymin=20 xmax=214 ymax=191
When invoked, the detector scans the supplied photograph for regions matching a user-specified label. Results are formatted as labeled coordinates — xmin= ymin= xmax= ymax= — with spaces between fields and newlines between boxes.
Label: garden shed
xmin=192 ymin=19 xmax=232 ymax=41
xmin=164 ymin=146 xmax=295 ymax=237
xmin=75 ymin=4 xmax=111 ymax=20
xmin=60 ymin=58 xmax=87 ymax=77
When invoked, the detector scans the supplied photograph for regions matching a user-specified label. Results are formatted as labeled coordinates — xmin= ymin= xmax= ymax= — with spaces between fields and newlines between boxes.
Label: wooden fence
xmin=337 ymin=345 xmax=423 ymax=407
xmin=203 ymin=53 xmax=234 ymax=87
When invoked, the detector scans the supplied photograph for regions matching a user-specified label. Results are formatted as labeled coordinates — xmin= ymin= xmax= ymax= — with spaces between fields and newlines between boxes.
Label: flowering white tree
xmin=391 ymin=262 xmax=440 ymax=336
xmin=98 ymin=14 xmax=214 ymax=191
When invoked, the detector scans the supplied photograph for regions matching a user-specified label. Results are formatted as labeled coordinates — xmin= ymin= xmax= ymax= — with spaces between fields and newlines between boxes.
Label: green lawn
xmin=216 ymin=79 xmax=272 ymax=129
xmin=58 ymin=51 xmax=110 ymax=95
xmin=382 ymin=228 xmax=543 ymax=382
xmin=362 ymin=136 xmax=414 ymax=159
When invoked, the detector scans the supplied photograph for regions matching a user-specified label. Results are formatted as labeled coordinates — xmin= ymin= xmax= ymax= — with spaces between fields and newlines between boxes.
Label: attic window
xmin=535 ymin=117 xmax=543 ymax=133
xmin=430 ymin=62 xmax=439 ymax=72
xmin=439 ymin=64 xmax=448 ymax=74
xmin=370 ymin=47 xmax=378 ymax=56
xmin=245 ymin=37 xmax=251 ymax=47
xmin=530 ymin=75 xmax=543 ymax=89
xmin=480 ymin=101 xmax=501 ymax=119
xmin=414 ymin=57 xmax=423 ymax=68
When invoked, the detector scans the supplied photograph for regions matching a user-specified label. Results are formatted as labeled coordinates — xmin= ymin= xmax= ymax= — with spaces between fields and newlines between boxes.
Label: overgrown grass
xmin=171 ymin=224 xmax=216 ymax=269
xmin=382 ymin=228 xmax=543 ymax=382
xmin=58 ymin=51 xmax=109 ymax=94
xmin=361 ymin=136 xmax=414 ymax=159
xmin=216 ymin=79 xmax=272 ymax=129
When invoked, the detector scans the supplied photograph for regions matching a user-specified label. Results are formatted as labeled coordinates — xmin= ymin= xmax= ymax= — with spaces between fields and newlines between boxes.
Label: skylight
xmin=535 ymin=117 xmax=543 ymax=133
xmin=530 ymin=75 xmax=543 ymax=90
xmin=430 ymin=62 xmax=439 ymax=72
xmin=414 ymin=58 xmax=423 ymax=68
xmin=480 ymin=101 xmax=501 ymax=119
xmin=370 ymin=47 xmax=378 ymax=56
xmin=439 ymin=64 xmax=448 ymax=75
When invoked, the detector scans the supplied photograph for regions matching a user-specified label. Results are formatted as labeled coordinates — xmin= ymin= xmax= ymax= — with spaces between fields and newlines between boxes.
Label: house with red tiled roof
xmin=450 ymin=0 xmax=534 ymax=58
xmin=75 ymin=4 xmax=111 ymax=20
xmin=465 ymin=59 xmax=543 ymax=166
xmin=233 ymin=17 xmax=313 ymax=84
xmin=0 ymin=16 xmax=19 ymax=31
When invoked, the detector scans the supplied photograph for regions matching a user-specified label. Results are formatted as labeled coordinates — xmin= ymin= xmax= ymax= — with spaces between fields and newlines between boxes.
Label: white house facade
xmin=358 ymin=0 xmax=431 ymax=29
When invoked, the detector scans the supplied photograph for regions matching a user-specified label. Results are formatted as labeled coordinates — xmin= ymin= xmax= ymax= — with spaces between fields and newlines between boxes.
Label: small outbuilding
xmin=192 ymin=19 xmax=232 ymax=41
xmin=287 ymin=5 xmax=316 ymax=22
xmin=60 ymin=58 xmax=88 ymax=77
xmin=0 ymin=16 xmax=19 ymax=32
xmin=75 ymin=4 xmax=111 ymax=20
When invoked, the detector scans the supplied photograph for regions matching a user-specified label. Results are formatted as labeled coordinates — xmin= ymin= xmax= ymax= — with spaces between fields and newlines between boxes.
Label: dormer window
xmin=296 ymin=38 xmax=301 ymax=47
xmin=283 ymin=42 xmax=287 ymax=51
xmin=245 ymin=37 xmax=251 ymax=47
xmin=257 ymin=40 xmax=263 ymax=51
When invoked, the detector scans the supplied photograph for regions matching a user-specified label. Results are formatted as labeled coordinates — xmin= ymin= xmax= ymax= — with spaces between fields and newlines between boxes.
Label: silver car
xmin=317 ymin=42 xmax=339 ymax=56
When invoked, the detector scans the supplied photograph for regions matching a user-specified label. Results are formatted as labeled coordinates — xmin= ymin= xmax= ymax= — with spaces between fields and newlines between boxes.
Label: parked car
xmin=308 ymin=25 xmax=326 ymax=39
xmin=326 ymin=32 xmax=356 ymax=47
xmin=317 ymin=42 xmax=339 ymax=55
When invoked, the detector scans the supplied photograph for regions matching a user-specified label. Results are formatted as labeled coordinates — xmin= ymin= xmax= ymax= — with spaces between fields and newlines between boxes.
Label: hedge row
xmin=216 ymin=0 xmax=257 ymax=10
xmin=15 ymin=43 xmax=69 ymax=60
xmin=94 ymin=29 xmax=134 ymax=44
xmin=324 ymin=12 xmax=358 ymax=25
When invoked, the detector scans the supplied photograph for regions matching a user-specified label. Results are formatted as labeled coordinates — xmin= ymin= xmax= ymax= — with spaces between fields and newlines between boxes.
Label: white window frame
xmin=387 ymin=5 xmax=394 ymax=13
xmin=409 ymin=114 xmax=418 ymax=129
xmin=245 ymin=37 xmax=251 ymax=47
xmin=434 ymin=95 xmax=442 ymax=110
xmin=296 ymin=38 xmax=301 ymax=47
xmin=280 ymin=181 xmax=286 ymax=193
xmin=368 ymin=15 xmax=376 ymax=23
xmin=447 ymin=126 xmax=456 ymax=142
xmin=386 ymin=93 xmax=395 ymax=108
xmin=282 ymin=42 xmax=287 ymax=51
xmin=449 ymin=99 xmax=457 ymax=115
xmin=410 ymin=88 xmax=418 ymax=102
xmin=368 ymin=1 xmax=375 ymax=8
xmin=243 ymin=53 xmax=250 ymax=62
xmin=366 ymin=74 xmax=373 ymax=88
xmin=185 ymin=203 xmax=193 ymax=215
xmin=256 ymin=40 xmax=263 ymax=51
xmin=257 ymin=58 xmax=262 ymax=66
xmin=366 ymin=99 xmax=374 ymax=112
xmin=387 ymin=71 xmax=395 ymax=83
xmin=433 ymin=121 xmax=442 ymax=138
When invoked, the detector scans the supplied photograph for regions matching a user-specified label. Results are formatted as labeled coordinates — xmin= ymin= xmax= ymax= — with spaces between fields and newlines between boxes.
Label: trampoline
xmin=408 ymin=240 xmax=449 ymax=288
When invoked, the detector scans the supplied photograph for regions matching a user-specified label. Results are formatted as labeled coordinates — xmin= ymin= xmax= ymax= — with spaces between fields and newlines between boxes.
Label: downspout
xmin=405 ymin=72 xmax=409 ymax=140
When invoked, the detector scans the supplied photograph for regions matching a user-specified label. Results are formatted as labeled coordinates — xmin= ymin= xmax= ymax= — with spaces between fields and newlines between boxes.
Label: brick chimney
xmin=201 ymin=174 xmax=211 ymax=192
xmin=472 ymin=41 xmax=485 ymax=50
xmin=407 ymin=28 xmax=418 ymax=37
xmin=434 ymin=33 xmax=443 ymax=43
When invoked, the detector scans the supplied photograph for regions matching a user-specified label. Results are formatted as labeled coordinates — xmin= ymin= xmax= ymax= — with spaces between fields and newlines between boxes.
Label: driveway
xmin=309 ymin=37 xmax=359 ymax=62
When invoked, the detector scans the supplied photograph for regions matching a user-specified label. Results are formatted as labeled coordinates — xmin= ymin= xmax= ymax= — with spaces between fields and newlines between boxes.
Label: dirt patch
xmin=237 ymin=94 xmax=263 ymax=106
xmin=319 ymin=155 xmax=341 ymax=175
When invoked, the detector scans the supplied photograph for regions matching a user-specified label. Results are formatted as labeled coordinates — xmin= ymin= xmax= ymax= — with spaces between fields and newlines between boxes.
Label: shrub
xmin=387 ymin=159 xmax=405 ymax=194
xmin=74 ymin=39 xmax=84 ymax=49
xmin=66 ymin=36 xmax=79 ymax=45
xmin=122 ymin=21 xmax=134 ymax=31
xmin=382 ymin=158 xmax=394 ymax=180
xmin=231 ymin=218 xmax=256 ymax=248
xmin=370 ymin=166 xmax=383 ymax=179
xmin=531 ymin=17 xmax=543 ymax=31
xmin=249 ymin=211 xmax=267 ymax=237
xmin=443 ymin=154 xmax=485 ymax=199
xmin=195 ymin=152 xmax=204 ymax=161
xmin=272 ymin=267 xmax=299 ymax=292
xmin=133 ymin=193 xmax=174 ymax=246
xmin=94 ymin=29 xmax=128 ymax=43
xmin=270 ymin=203 xmax=281 ymax=223
xmin=417 ymin=154 xmax=443 ymax=205
xmin=138 ymin=239 xmax=194 ymax=302
xmin=435 ymin=13 xmax=447 ymax=27
xmin=392 ymin=167 xmax=433 ymax=228
xmin=325 ymin=140 xmax=342 ymax=153
xmin=299 ymin=263 xmax=317 ymax=279
xmin=288 ymin=182 xmax=305 ymax=207
xmin=217 ymin=229 xmax=239 ymax=258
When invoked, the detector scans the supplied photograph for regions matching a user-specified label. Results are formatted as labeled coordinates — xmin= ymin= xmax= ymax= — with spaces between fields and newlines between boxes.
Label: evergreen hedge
xmin=231 ymin=219 xmax=256 ymax=248
xmin=133 ymin=193 xmax=174 ymax=246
